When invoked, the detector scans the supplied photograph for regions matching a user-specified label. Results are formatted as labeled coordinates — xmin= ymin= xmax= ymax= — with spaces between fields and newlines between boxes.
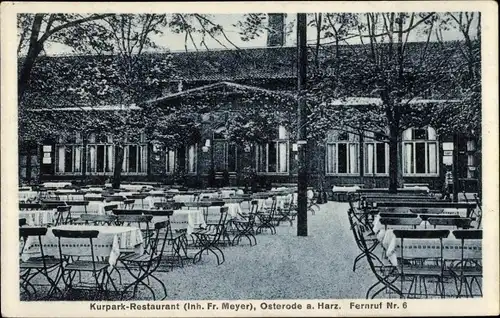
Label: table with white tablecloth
xmin=19 ymin=209 xmax=57 ymax=226
xmin=173 ymin=194 xmax=196 ymax=203
xmin=382 ymin=229 xmax=481 ymax=266
xmin=205 ymin=203 xmax=242 ymax=219
xmin=151 ymin=209 xmax=206 ymax=235
xmin=19 ymin=191 xmax=39 ymax=202
xmin=219 ymin=190 xmax=236 ymax=198
xmin=42 ymin=182 xmax=73 ymax=189
xmin=21 ymin=225 xmax=144 ymax=266
xmin=69 ymin=201 xmax=119 ymax=215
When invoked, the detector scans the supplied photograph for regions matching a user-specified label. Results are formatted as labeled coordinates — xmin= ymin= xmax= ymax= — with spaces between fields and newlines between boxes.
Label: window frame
xmin=165 ymin=148 xmax=177 ymax=175
xmin=255 ymin=140 xmax=289 ymax=175
xmin=325 ymin=142 xmax=360 ymax=176
xmin=402 ymin=127 xmax=439 ymax=177
xmin=364 ymin=141 xmax=389 ymax=176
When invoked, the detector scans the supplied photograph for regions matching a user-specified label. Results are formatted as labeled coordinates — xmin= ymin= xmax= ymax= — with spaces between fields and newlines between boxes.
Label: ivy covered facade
xmin=19 ymin=43 xmax=481 ymax=192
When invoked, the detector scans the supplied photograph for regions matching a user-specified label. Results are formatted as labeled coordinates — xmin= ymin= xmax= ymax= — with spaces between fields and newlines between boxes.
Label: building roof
xmin=21 ymin=41 xmax=468 ymax=109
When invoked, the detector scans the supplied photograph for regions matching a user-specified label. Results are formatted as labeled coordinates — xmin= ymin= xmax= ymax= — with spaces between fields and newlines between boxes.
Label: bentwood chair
xmin=119 ymin=221 xmax=170 ymax=300
xmin=52 ymin=229 xmax=117 ymax=300
xmin=449 ymin=230 xmax=482 ymax=298
xmin=19 ymin=227 xmax=61 ymax=300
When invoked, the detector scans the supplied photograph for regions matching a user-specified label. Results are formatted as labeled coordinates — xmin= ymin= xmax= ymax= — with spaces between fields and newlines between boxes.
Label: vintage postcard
xmin=1 ymin=1 xmax=498 ymax=317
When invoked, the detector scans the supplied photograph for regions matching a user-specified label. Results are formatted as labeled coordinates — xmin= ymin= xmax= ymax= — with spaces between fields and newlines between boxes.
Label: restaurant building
xmin=19 ymin=23 xmax=480 ymax=192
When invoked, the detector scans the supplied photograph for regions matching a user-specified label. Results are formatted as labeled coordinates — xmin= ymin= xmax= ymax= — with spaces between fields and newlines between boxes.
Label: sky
xmin=42 ymin=13 xmax=479 ymax=55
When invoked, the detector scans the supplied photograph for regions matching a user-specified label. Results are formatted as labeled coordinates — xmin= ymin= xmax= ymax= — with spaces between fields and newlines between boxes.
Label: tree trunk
xmin=112 ymin=145 xmax=124 ymax=189
xmin=19 ymin=44 xmax=44 ymax=100
xmin=19 ymin=15 xmax=45 ymax=101
xmin=388 ymin=125 xmax=399 ymax=193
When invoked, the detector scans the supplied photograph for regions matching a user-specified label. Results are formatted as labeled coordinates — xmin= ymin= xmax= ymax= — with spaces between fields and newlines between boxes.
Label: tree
xmin=17 ymin=13 xmax=114 ymax=100
xmin=305 ymin=12 xmax=470 ymax=192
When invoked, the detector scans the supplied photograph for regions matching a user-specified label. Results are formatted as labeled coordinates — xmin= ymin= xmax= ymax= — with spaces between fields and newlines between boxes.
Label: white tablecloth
xmin=206 ymin=203 xmax=242 ymax=219
xmin=70 ymin=201 xmax=118 ymax=215
xmin=119 ymin=184 xmax=154 ymax=191
xmin=152 ymin=209 xmax=206 ymax=235
xmin=220 ymin=190 xmax=236 ymax=198
xmin=19 ymin=191 xmax=39 ymax=202
xmin=173 ymin=194 xmax=196 ymax=203
xmin=42 ymin=182 xmax=73 ymax=189
xmin=382 ymin=230 xmax=481 ymax=266
xmin=20 ymin=210 xmax=57 ymax=226
xmin=332 ymin=186 xmax=360 ymax=192
xmin=21 ymin=225 xmax=144 ymax=266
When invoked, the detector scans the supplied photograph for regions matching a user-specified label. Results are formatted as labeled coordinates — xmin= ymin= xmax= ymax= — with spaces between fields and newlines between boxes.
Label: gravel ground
xmin=21 ymin=202 xmax=377 ymax=301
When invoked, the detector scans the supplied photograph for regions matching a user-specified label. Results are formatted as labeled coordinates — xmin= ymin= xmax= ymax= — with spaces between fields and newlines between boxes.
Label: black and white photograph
xmin=1 ymin=1 xmax=499 ymax=317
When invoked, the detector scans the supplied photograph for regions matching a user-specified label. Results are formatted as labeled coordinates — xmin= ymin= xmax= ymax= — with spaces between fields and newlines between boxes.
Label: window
xmin=56 ymin=133 xmax=82 ymax=174
xmin=402 ymin=127 xmax=438 ymax=176
xmin=186 ymin=144 xmax=197 ymax=174
xmin=256 ymin=126 xmax=289 ymax=174
xmin=122 ymin=134 xmax=148 ymax=174
xmin=87 ymin=132 xmax=148 ymax=175
xmin=325 ymin=131 xmax=359 ymax=175
xmin=88 ymin=133 xmax=114 ymax=174
xmin=365 ymin=142 xmax=389 ymax=175
xmin=165 ymin=149 xmax=176 ymax=174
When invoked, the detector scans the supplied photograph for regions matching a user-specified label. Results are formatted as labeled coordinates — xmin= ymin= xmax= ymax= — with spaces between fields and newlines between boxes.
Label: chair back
xmin=112 ymin=208 xmax=146 ymax=216
xmin=453 ymin=229 xmax=482 ymax=240
xmin=19 ymin=227 xmax=49 ymax=260
xmin=52 ymin=229 xmax=101 ymax=270
xmin=103 ymin=204 xmax=119 ymax=213
xmin=392 ymin=229 xmax=450 ymax=239
xmin=116 ymin=214 xmax=153 ymax=227
xmin=19 ymin=218 xmax=27 ymax=227
xmin=419 ymin=214 xmax=460 ymax=221
xmin=104 ymin=195 xmax=126 ymax=202
xmin=66 ymin=200 xmax=89 ymax=206
xmin=154 ymin=201 xmax=184 ymax=210
xmin=379 ymin=213 xmax=418 ymax=218
xmin=148 ymin=221 xmax=171 ymax=264
xmin=85 ymin=196 xmax=105 ymax=202
xmin=428 ymin=217 xmax=472 ymax=229
xmin=148 ymin=209 xmax=174 ymax=217
xmin=380 ymin=217 xmax=422 ymax=229
xmin=212 ymin=206 xmax=229 ymax=241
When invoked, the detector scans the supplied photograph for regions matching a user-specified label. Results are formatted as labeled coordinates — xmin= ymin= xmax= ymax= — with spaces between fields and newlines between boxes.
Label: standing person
xmin=442 ymin=167 xmax=453 ymax=201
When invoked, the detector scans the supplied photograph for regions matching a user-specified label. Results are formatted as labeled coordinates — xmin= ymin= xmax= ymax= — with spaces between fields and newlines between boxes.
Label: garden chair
xmin=392 ymin=229 xmax=451 ymax=298
xmin=449 ymin=230 xmax=482 ymax=297
xmin=19 ymin=227 xmax=61 ymax=300
xmin=119 ymin=221 xmax=170 ymax=300
xmin=192 ymin=206 xmax=229 ymax=265
xmin=52 ymin=229 xmax=117 ymax=300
